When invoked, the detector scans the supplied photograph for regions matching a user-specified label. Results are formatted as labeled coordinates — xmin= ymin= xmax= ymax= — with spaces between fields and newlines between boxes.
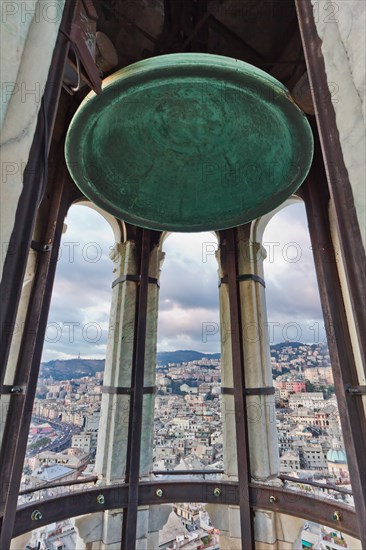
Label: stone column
xmin=95 ymin=241 xmax=139 ymax=484
xmin=75 ymin=237 xmax=164 ymax=549
xmin=207 ymin=246 xmax=241 ymax=549
xmin=145 ymin=505 xmax=173 ymax=549
xmin=209 ymin=226 xmax=282 ymax=549
xmin=140 ymin=243 xmax=165 ymax=478
xmin=0 ymin=248 xmax=37 ymax=447
xmin=0 ymin=214 xmax=67 ymax=448
xmin=238 ymin=226 xmax=284 ymax=549
xmin=136 ymin=241 xmax=165 ymax=550
xmin=236 ymin=226 xmax=279 ymax=483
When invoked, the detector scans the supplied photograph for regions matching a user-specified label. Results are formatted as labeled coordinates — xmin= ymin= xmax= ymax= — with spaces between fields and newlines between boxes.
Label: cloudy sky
xmin=42 ymin=202 xmax=326 ymax=362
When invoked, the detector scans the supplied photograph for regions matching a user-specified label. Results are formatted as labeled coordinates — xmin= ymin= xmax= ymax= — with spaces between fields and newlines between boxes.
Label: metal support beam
xmin=302 ymin=161 xmax=366 ymax=546
xmin=5 ymin=481 xmax=359 ymax=541
xmin=220 ymin=228 xmax=255 ymax=549
xmin=0 ymin=0 xmax=78 ymax=393
xmin=0 ymin=162 xmax=72 ymax=548
xmin=295 ymin=0 xmax=366 ymax=372
xmin=121 ymin=228 xmax=151 ymax=549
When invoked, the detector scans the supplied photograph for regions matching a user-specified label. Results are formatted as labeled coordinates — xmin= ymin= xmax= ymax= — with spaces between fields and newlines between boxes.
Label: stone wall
xmin=0 ymin=0 xmax=65 ymax=280
xmin=311 ymin=0 xmax=366 ymax=248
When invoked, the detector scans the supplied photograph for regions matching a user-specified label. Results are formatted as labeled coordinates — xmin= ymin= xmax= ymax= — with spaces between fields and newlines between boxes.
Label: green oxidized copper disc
xmin=65 ymin=53 xmax=313 ymax=232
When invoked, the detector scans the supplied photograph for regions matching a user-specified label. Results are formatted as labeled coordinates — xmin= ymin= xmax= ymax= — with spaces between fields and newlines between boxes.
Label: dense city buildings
xmin=20 ymin=342 xmax=354 ymax=548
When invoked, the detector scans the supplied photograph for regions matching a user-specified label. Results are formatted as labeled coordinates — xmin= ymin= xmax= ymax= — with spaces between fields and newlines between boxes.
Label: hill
xmin=40 ymin=351 xmax=220 ymax=380
xmin=40 ymin=359 xmax=105 ymax=381
xmin=40 ymin=343 xmax=308 ymax=380
xmin=157 ymin=350 xmax=220 ymax=365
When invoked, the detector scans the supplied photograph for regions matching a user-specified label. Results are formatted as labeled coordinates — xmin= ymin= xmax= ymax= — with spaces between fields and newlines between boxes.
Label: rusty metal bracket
xmin=82 ymin=0 xmax=98 ymax=20
xmin=60 ymin=0 xmax=102 ymax=95
xmin=31 ymin=241 xmax=52 ymax=253
xmin=69 ymin=24 xmax=102 ymax=94
xmin=345 ymin=384 xmax=366 ymax=396
xmin=112 ymin=275 xmax=159 ymax=288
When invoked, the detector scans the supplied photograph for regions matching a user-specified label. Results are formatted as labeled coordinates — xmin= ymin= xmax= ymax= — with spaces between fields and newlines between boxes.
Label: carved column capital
xmin=252 ymin=241 xmax=267 ymax=262
xmin=109 ymin=242 xmax=125 ymax=264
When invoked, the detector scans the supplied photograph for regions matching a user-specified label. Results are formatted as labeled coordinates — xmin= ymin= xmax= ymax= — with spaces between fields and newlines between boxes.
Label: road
xmin=27 ymin=415 xmax=81 ymax=456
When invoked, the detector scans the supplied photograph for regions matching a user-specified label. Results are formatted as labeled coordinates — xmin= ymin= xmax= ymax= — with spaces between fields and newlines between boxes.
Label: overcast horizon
xmin=41 ymin=202 xmax=326 ymax=362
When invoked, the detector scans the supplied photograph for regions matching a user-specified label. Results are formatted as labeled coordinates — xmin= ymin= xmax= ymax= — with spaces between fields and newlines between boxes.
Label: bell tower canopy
xmin=65 ymin=53 xmax=313 ymax=232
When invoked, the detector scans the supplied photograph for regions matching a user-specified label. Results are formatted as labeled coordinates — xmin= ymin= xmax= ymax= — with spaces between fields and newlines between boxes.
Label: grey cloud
xmin=159 ymin=259 xmax=219 ymax=311
xmin=262 ymin=203 xmax=325 ymax=343
xmin=42 ymin=206 xmax=115 ymax=361
xmin=43 ymin=202 xmax=328 ymax=360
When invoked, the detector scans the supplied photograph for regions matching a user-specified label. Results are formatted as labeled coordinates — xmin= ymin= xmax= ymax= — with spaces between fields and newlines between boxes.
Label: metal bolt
xmin=332 ymin=511 xmax=342 ymax=522
xmin=213 ymin=488 xmax=221 ymax=497
xmin=269 ymin=495 xmax=278 ymax=503
xmin=156 ymin=489 xmax=163 ymax=497
xmin=11 ymin=386 xmax=23 ymax=394
xmin=97 ymin=494 xmax=105 ymax=504
xmin=31 ymin=510 xmax=42 ymax=521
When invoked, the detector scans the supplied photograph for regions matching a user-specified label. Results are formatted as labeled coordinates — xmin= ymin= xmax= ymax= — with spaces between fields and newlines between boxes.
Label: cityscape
xmin=2 ymin=0 xmax=365 ymax=547
xmin=20 ymin=341 xmax=352 ymax=550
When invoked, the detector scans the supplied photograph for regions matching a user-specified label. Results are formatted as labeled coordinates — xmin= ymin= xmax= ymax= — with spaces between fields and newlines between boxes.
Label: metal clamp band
xmin=31 ymin=240 xmax=52 ymax=252
xmin=221 ymin=386 xmax=275 ymax=396
xmin=243 ymin=387 xmax=275 ymax=396
xmin=1 ymin=385 xmax=25 ymax=395
xmin=221 ymin=387 xmax=234 ymax=395
xmin=237 ymin=274 xmax=266 ymax=287
xmin=219 ymin=274 xmax=265 ymax=288
xmin=112 ymin=275 xmax=160 ymax=288
xmin=345 ymin=384 xmax=366 ymax=396
xmin=101 ymin=386 xmax=156 ymax=395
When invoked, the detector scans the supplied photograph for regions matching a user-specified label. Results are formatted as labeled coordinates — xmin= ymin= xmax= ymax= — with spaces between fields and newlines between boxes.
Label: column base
xmin=74 ymin=505 xmax=172 ymax=549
